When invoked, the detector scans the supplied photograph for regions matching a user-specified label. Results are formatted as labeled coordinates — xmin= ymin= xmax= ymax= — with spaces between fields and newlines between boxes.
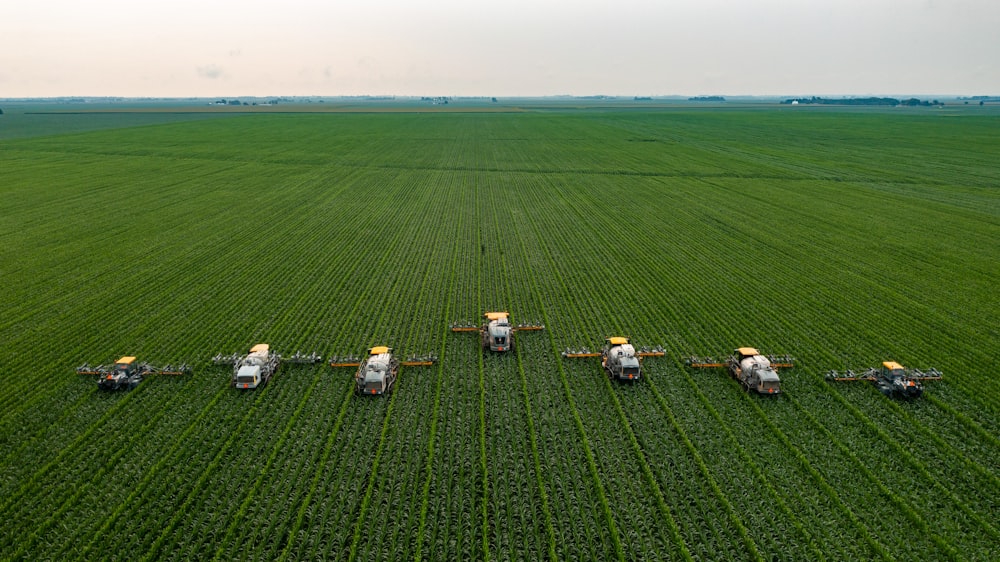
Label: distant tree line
xmin=782 ymin=96 xmax=943 ymax=107
xmin=689 ymin=96 xmax=726 ymax=102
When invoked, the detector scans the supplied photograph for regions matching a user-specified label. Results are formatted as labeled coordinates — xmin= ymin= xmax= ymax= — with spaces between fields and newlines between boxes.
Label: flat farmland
xmin=0 ymin=105 xmax=997 ymax=560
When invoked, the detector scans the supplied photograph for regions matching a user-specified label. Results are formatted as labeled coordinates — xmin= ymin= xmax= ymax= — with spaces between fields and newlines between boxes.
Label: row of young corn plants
xmin=347 ymin=170 xmax=460 ymax=561
xmin=508 ymin=173 xmax=704 ymax=557
xmin=414 ymin=192 xmax=485 ymax=561
xmin=475 ymin=171 xmax=557 ymax=562
xmin=412 ymin=169 xmax=473 ymax=561
xmin=473 ymin=172 xmax=495 ymax=561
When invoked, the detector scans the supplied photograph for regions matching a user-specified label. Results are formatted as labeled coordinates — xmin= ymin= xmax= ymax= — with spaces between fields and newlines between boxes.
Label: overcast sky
xmin=1 ymin=0 xmax=997 ymax=97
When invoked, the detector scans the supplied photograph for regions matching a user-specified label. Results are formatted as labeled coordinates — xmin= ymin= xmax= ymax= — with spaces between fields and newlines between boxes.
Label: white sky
xmin=1 ymin=0 xmax=997 ymax=97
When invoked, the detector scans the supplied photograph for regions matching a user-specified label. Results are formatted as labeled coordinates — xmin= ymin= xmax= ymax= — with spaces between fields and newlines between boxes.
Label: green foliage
xmin=0 ymin=107 xmax=997 ymax=560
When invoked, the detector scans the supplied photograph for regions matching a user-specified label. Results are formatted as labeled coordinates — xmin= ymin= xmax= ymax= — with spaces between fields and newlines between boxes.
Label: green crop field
xmin=1 ymin=103 xmax=997 ymax=561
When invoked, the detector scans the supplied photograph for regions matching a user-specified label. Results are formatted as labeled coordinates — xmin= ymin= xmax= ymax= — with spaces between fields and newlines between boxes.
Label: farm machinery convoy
xmin=686 ymin=347 xmax=794 ymax=395
xmin=212 ymin=343 xmax=322 ymax=389
xmin=562 ymin=337 xmax=665 ymax=382
xmin=826 ymin=361 xmax=943 ymax=399
xmin=329 ymin=346 xmax=437 ymax=395
xmin=75 ymin=334 xmax=941 ymax=400
xmin=76 ymin=356 xmax=190 ymax=390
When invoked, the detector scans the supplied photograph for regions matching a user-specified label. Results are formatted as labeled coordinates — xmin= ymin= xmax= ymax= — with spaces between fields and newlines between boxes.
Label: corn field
xmin=1 ymin=105 xmax=998 ymax=560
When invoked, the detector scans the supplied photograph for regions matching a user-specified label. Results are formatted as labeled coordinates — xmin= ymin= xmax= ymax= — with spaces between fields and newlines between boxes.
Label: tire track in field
xmin=512 ymin=345 xmax=559 ymax=561
xmin=474 ymin=174 xmax=491 ymax=562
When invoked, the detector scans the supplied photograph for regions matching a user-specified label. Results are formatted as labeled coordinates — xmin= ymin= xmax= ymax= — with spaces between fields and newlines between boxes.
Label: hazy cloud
xmin=197 ymin=64 xmax=224 ymax=80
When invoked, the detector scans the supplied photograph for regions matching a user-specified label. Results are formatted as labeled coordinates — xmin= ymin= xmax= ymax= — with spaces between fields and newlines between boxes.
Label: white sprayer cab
xmin=739 ymin=355 xmax=780 ymax=393
xmin=235 ymin=365 xmax=262 ymax=388
xmin=605 ymin=342 xmax=641 ymax=380
xmin=360 ymin=352 xmax=394 ymax=394
xmin=486 ymin=319 xmax=512 ymax=351
xmin=366 ymin=353 xmax=392 ymax=378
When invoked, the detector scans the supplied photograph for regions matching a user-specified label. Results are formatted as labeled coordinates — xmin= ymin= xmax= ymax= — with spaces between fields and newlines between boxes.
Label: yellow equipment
xmin=76 ymin=356 xmax=190 ymax=391
xmin=826 ymin=360 xmax=941 ymax=399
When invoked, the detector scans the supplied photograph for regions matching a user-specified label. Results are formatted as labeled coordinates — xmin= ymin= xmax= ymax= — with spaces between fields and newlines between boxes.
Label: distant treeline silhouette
xmin=782 ymin=96 xmax=943 ymax=106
